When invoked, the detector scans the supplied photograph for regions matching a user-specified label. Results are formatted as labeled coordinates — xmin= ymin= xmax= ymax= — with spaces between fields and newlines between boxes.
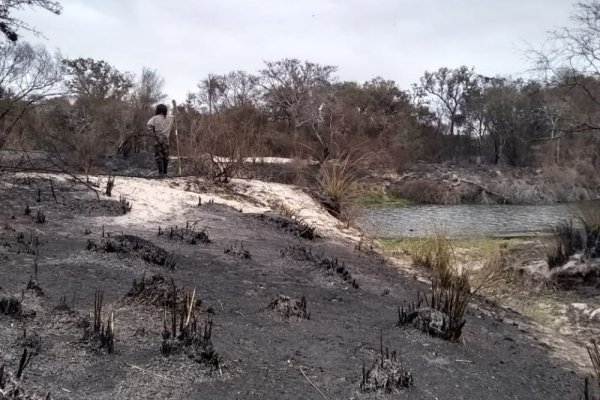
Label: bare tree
xmin=132 ymin=67 xmax=165 ymax=106
xmin=0 ymin=0 xmax=62 ymax=42
xmin=219 ymin=70 xmax=261 ymax=109
xmin=0 ymin=42 xmax=63 ymax=146
xmin=198 ymin=74 xmax=225 ymax=114
xmin=260 ymin=59 xmax=337 ymax=131
xmin=534 ymin=1 xmax=600 ymax=133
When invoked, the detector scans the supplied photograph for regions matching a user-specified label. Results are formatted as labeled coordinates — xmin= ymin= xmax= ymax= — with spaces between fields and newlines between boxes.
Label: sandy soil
xmin=0 ymin=172 xmax=591 ymax=399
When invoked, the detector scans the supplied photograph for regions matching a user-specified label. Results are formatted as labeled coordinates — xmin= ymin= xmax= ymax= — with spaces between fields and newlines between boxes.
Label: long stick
xmin=125 ymin=363 xmax=180 ymax=384
xmin=299 ymin=367 xmax=328 ymax=400
xmin=172 ymin=100 xmax=182 ymax=176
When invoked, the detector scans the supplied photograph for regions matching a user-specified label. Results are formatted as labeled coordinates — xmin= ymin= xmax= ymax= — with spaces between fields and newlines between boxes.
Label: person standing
xmin=146 ymin=103 xmax=175 ymax=176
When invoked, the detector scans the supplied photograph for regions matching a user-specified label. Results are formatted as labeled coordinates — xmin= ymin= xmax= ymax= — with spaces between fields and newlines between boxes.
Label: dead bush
xmin=184 ymin=110 xmax=258 ymax=183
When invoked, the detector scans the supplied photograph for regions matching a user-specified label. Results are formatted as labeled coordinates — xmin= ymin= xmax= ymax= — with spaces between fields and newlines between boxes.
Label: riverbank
xmin=377 ymin=163 xmax=600 ymax=205
xmin=381 ymin=232 xmax=600 ymax=371
xmin=0 ymin=172 xmax=593 ymax=399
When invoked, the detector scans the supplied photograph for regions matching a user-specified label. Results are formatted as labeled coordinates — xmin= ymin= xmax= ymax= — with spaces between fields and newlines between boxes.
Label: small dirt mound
xmin=361 ymin=352 xmax=413 ymax=393
xmin=159 ymin=224 xmax=211 ymax=245
xmin=126 ymin=275 xmax=188 ymax=307
xmin=253 ymin=213 xmax=319 ymax=240
xmin=224 ymin=243 xmax=251 ymax=260
xmin=281 ymin=245 xmax=317 ymax=262
xmin=87 ymin=235 xmax=176 ymax=269
xmin=268 ymin=295 xmax=310 ymax=320
xmin=0 ymin=297 xmax=22 ymax=317
xmin=398 ymin=306 xmax=455 ymax=338
xmin=281 ymin=246 xmax=360 ymax=289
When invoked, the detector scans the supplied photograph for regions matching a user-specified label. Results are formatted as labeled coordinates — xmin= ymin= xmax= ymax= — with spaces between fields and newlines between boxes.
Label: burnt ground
xmin=0 ymin=175 xmax=589 ymax=399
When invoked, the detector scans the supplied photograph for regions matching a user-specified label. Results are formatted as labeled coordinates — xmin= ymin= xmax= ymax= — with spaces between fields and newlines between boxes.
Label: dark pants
xmin=154 ymin=141 xmax=169 ymax=175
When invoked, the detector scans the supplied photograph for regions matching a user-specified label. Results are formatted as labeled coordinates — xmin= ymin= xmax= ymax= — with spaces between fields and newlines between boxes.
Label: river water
xmin=358 ymin=203 xmax=579 ymax=238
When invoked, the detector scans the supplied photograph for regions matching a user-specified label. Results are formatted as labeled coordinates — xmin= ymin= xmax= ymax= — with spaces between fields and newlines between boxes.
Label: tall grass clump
xmin=545 ymin=220 xmax=580 ymax=269
xmin=317 ymin=153 xmax=366 ymax=224
xmin=426 ymin=277 xmax=471 ymax=342
xmin=578 ymin=202 xmax=600 ymax=258
xmin=410 ymin=228 xmax=457 ymax=287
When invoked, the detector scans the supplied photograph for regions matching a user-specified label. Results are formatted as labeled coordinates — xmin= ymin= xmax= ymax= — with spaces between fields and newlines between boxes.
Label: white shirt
xmin=147 ymin=114 xmax=174 ymax=143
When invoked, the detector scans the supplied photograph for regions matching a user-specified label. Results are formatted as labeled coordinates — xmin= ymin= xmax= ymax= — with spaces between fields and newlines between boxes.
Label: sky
xmin=15 ymin=0 xmax=577 ymax=101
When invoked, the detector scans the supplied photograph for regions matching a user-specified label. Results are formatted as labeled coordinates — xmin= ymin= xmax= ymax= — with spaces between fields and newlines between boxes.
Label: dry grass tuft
xmin=409 ymin=227 xmax=457 ymax=287
xmin=271 ymin=201 xmax=318 ymax=240
xmin=544 ymin=220 xmax=579 ymax=269
xmin=469 ymin=248 xmax=511 ymax=294
xmin=588 ymin=340 xmax=600 ymax=388
xmin=317 ymin=152 xmax=366 ymax=224
xmin=578 ymin=202 xmax=600 ymax=258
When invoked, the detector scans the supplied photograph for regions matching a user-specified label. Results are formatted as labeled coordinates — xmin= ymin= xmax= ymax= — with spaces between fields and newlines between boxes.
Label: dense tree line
xmin=0 ymin=1 xmax=599 ymax=174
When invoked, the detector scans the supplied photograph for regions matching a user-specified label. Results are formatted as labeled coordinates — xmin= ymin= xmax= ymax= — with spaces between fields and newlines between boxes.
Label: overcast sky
xmin=16 ymin=0 xmax=576 ymax=101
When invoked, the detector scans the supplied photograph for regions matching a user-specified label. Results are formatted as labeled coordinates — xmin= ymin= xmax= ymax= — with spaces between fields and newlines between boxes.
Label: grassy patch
xmin=409 ymin=229 xmax=457 ymax=287
xmin=382 ymin=237 xmax=524 ymax=260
